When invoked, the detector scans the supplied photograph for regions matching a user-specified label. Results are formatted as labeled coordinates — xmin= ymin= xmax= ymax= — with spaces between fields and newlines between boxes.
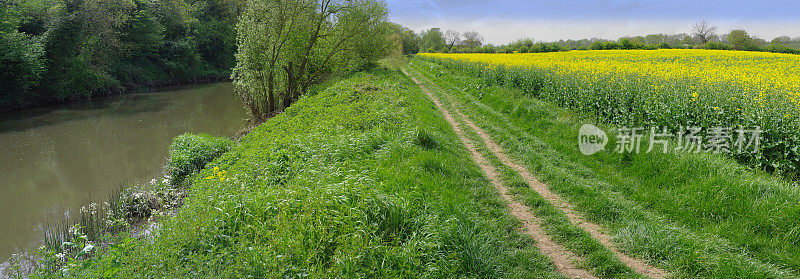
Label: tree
xmin=771 ymin=36 xmax=792 ymax=45
xmin=1 ymin=1 xmax=45 ymax=109
xmin=461 ymin=30 xmax=484 ymax=48
xmin=0 ymin=0 xmax=243 ymax=112
xmin=400 ymin=28 xmax=420 ymax=54
xmin=508 ymin=38 xmax=533 ymax=51
xmin=727 ymin=29 xmax=757 ymax=51
xmin=119 ymin=6 xmax=165 ymax=56
xmin=388 ymin=23 xmax=419 ymax=55
xmin=39 ymin=0 xmax=136 ymax=100
xmin=444 ymin=29 xmax=461 ymax=50
xmin=619 ymin=38 xmax=634 ymax=49
xmin=232 ymin=0 xmax=393 ymax=121
xmin=691 ymin=20 xmax=718 ymax=45
xmin=420 ymin=28 xmax=445 ymax=52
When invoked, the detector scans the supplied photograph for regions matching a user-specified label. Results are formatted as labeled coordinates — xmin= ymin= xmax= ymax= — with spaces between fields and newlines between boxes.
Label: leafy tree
xmin=508 ymin=38 xmax=533 ymax=52
xmin=39 ymin=0 xmax=133 ymax=100
xmin=13 ymin=0 xmax=57 ymax=35
xmin=1 ymin=1 xmax=21 ymax=33
xmin=620 ymin=38 xmax=634 ymax=49
xmin=194 ymin=19 xmax=237 ymax=70
xmin=771 ymin=36 xmax=792 ymax=45
xmin=232 ymin=0 xmax=393 ymax=121
xmin=727 ymin=29 xmax=757 ymax=51
xmin=120 ymin=6 xmax=165 ymax=56
xmin=1 ymin=1 xmax=45 ymax=109
xmin=420 ymin=28 xmax=445 ymax=52
xmin=152 ymin=0 xmax=195 ymax=40
xmin=0 ymin=0 xmax=242 ymax=112
xmin=399 ymin=27 xmax=420 ymax=55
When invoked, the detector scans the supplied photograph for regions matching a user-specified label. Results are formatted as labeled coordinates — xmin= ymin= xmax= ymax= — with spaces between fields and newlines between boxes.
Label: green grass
xmin=41 ymin=69 xmax=567 ymax=278
xmin=166 ymin=133 xmax=234 ymax=186
xmin=403 ymin=64 xmax=642 ymax=279
xmin=407 ymin=57 xmax=800 ymax=278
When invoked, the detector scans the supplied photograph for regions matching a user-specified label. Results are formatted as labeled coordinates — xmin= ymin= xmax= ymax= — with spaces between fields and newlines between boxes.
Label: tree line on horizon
xmin=396 ymin=20 xmax=800 ymax=55
xmin=4 ymin=2 xmax=798 ymax=117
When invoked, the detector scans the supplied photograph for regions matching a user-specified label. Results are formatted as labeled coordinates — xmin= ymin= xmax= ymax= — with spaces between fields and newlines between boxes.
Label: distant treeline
xmin=0 ymin=0 xmax=242 ymax=112
xmin=398 ymin=21 xmax=800 ymax=55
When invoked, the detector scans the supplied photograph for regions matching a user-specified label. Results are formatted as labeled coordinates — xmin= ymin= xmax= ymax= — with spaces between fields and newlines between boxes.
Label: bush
xmin=160 ymin=39 xmax=203 ymax=81
xmin=0 ymin=31 xmax=44 ymax=109
xmin=704 ymin=41 xmax=730 ymax=50
xmin=166 ymin=133 xmax=233 ymax=186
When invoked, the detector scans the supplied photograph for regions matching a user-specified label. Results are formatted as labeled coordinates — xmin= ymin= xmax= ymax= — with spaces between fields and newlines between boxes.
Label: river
xmin=0 ymin=82 xmax=246 ymax=261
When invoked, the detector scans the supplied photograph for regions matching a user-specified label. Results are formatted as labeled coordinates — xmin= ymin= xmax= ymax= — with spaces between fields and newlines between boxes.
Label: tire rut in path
xmin=402 ymin=69 xmax=598 ymax=279
xmin=403 ymin=68 xmax=668 ymax=279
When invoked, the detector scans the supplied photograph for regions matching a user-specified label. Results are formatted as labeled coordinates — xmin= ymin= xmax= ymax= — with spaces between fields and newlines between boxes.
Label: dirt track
xmin=403 ymin=67 xmax=667 ymax=279
xmin=403 ymin=68 xmax=598 ymax=278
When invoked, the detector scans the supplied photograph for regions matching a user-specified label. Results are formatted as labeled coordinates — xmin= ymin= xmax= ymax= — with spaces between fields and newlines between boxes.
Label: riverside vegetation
xmin=0 ymin=0 xmax=241 ymax=112
xmin=31 ymin=67 xmax=576 ymax=278
xmin=11 ymin=0 xmax=800 ymax=277
xmin=29 ymin=55 xmax=800 ymax=278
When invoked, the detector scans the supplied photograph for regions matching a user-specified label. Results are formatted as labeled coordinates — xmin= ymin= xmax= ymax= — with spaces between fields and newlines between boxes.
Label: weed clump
xmin=166 ymin=133 xmax=233 ymax=186
xmin=413 ymin=128 xmax=440 ymax=150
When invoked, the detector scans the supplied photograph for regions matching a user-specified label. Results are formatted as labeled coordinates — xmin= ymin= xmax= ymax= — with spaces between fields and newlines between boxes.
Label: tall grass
xmin=42 ymin=185 xmax=125 ymax=254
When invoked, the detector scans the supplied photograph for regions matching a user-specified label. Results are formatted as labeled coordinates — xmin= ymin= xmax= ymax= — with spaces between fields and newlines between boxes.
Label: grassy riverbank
xmin=32 ymin=57 xmax=800 ymax=278
xmin=38 ymin=69 xmax=567 ymax=278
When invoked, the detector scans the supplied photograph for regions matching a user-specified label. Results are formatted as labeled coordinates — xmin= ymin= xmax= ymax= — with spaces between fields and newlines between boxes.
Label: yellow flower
xmin=420 ymin=50 xmax=800 ymax=102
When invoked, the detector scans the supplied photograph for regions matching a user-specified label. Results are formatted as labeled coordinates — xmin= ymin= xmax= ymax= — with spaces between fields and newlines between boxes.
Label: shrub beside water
xmin=166 ymin=133 xmax=233 ymax=186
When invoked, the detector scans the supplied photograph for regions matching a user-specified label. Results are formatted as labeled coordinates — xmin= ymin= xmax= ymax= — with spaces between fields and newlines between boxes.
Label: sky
xmin=386 ymin=0 xmax=800 ymax=44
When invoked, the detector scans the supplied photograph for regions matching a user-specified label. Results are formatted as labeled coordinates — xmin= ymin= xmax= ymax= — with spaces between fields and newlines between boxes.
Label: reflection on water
xmin=0 ymin=82 xmax=246 ymax=260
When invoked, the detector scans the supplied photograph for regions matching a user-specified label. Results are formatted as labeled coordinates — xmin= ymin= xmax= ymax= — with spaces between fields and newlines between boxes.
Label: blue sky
xmin=386 ymin=0 xmax=800 ymax=44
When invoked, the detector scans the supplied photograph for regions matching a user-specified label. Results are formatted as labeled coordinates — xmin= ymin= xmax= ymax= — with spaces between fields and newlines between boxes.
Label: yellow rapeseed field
xmin=418 ymin=49 xmax=800 ymax=177
xmin=420 ymin=50 xmax=800 ymax=107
